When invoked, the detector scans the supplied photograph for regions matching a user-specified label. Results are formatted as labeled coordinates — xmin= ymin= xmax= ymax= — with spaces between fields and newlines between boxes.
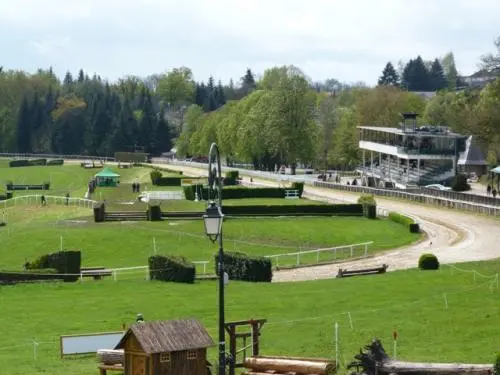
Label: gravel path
xmin=153 ymin=163 xmax=500 ymax=282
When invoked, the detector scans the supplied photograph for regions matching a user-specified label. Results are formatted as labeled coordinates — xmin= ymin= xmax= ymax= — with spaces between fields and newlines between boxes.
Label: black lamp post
xmin=202 ymin=142 xmax=226 ymax=375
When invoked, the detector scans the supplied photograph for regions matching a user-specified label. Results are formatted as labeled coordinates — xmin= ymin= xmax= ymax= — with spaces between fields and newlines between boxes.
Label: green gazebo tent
xmin=490 ymin=166 xmax=500 ymax=191
xmin=94 ymin=167 xmax=121 ymax=187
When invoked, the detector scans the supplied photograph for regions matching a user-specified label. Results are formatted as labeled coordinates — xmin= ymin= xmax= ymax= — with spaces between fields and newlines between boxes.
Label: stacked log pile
xmin=348 ymin=339 xmax=493 ymax=375
xmin=96 ymin=349 xmax=124 ymax=366
xmin=243 ymin=355 xmax=336 ymax=375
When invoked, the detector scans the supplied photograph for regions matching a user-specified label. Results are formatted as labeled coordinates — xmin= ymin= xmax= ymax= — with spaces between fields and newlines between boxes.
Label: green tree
xmin=480 ymin=35 xmax=500 ymax=74
xmin=317 ymin=94 xmax=337 ymax=172
xmin=429 ymin=59 xmax=447 ymax=91
xmin=241 ymin=68 xmax=256 ymax=95
xmin=16 ymin=96 xmax=32 ymax=153
xmin=441 ymin=52 xmax=458 ymax=90
xmin=378 ymin=62 xmax=399 ymax=86
xmin=157 ymin=67 xmax=195 ymax=106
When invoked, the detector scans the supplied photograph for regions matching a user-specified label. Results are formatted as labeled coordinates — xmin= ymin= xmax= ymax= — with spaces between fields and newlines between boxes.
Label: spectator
xmin=41 ymin=195 xmax=46 ymax=206
xmin=65 ymin=193 xmax=70 ymax=206
xmin=493 ymin=189 xmax=497 ymax=198
xmin=487 ymin=185 xmax=492 ymax=196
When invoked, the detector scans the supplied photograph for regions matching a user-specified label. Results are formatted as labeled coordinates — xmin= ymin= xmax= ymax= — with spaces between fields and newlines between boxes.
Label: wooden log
xmin=258 ymin=354 xmax=334 ymax=363
xmin=245 ymin=356 xmax=336 ymax=375
xmin=96 ymin=349 xmax=124 ymax=365
xmin=380 ymin=360 xmax=494 ymax=375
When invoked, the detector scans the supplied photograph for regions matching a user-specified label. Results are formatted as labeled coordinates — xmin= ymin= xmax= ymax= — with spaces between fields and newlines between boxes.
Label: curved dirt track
xmin=153 ymin=163 xmax=500 ymax=282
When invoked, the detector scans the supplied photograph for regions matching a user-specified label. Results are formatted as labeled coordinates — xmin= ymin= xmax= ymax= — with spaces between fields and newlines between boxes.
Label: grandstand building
xmin=357 ymin=113 xmax=468 ymax=189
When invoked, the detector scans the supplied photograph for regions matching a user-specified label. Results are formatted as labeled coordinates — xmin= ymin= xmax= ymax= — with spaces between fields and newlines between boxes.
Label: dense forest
xmin=1 ymin=36 xmax=499 ymax=171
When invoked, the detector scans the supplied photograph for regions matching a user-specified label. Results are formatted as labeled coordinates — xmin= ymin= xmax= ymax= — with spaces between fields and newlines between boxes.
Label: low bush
xmin=5 ymin=183 xmax=50 ymax=190
xmin=47 ymin=159 xmax=64 ymax=166
xmin=222 ymin=204 xmax=363 ymax=216
xmin=147 ymin=205 xmax=162 ymax=221
xmin=224 ymin=170 xmax=240 ymax=186
xmin=291 ymin=182 xmax=304 ymax=197
xmin=418 ymin=253 xmax=440 ymax=270
xmin=186 ymin=186 xmax=289 ymax=200
xmin=388 ymin=212 xmax=420 ymax=233
xmin=0 ymin=191 xmax=13 ymax=201
xmin=9 ymin=159 xmax=31 ymax=167
xmin=451 ymin=174 xmax=471 ymax=192
xmin=0 ymin=222 xmax=6 ymax=227
xmin=358 ymin=195 xmax=377 ymax=219
xmin=358 ymin=194 xmax=376 ymax=205
xmin=150 ymin=170 xmax=162 ymax=185
xmin=93 ymin=202 xmax=105 ymax=222
xmin=155 ymin=177 xmax=183 ymax=186
xmin=0 ymin=269 xmax=64 ymax=284
xmin=216 ymin=251 xmax=272 ymax=282
xmin=148 ymin=255 xmax=195 ymax=284
xmin=494 ymin=352 xmax=500 ymax=375
xmin=27 ymin=250 xmax=81 ymax=282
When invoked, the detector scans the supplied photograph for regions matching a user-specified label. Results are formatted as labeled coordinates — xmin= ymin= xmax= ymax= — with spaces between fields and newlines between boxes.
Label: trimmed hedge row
xmin=0 ymin=269 xmax=64 ymax=284
xmin=27 ymin=250 xmax=81 ymax=282
xmin=0 ymin=192 xmax=13 ymax=201
xmin=224 ymin=171 xmax=239 ymax=186
xmin=5 ymin=182 xmax=50 ymax=190
xmin=216 ymin=251 xmax=272 ymax=282
xmin=148 ymin=255 xmax=195 ymax=283
xmin=147 ymin=205 xmax=162 ymax=221
xmin=94 ymin=202 xmax=105 ymax=222
xmin=388 ymin=212 xmax=420 ymax=233
xmin=183 ymin=184 xmax=203 ymax=201
xmin=221 ymin=204 xmax=363 ymax=216
xmin=8 ymin=159 xmax=63 ymax=167
xmin=150 ymin=169 xmax=199 ymax=186
xmin=358 ymin=194 xmax=377 ymax=219
xmin=185 ymin=186 xmax=300 ymax=200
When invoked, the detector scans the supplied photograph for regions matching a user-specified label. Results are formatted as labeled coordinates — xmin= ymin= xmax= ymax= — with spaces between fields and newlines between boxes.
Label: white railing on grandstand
xmin=106 ymin=262 xmax=211 ymax=281
xmin=1 ymin=195 xmax=96 ymax=209
xmin=264 ymin=241 xmax=373 ymax=267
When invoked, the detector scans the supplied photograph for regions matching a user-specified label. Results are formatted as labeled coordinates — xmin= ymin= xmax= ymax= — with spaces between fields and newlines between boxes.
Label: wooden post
xmin=229 ymin=325 xmax=236 ymax=375
xmin=251 ymin=321 xmax=259 ymax=356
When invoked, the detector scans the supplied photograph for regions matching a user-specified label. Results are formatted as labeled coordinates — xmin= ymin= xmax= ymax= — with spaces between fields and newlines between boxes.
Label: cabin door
xmin=131 ymin=355 xmax=147 ymax=375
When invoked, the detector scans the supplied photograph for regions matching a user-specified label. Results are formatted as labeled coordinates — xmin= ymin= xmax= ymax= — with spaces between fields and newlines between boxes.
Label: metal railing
xmin=264 ymin=241 xmax=374 ymax=268
xmin=1 ymin=194 xmax=96 ymax=209
xmin=0 ymin=153 xmax=115 ymax=162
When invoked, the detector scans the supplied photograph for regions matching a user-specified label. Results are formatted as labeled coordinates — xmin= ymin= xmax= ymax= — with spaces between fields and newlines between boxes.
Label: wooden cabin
xmin=115 ymin=319 xmax=215 ymax=375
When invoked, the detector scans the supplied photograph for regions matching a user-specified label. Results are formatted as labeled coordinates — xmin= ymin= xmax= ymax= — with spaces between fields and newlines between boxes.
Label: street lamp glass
xmin=203 ymin=202 xmax=224 ymax=242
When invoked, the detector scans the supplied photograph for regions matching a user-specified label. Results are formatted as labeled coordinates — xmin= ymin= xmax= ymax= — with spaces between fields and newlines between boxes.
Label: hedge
xmin=147 ymin=205 xmax=162 ymax=221
xmin=388 ymin=212 xmax=420 ymax=233
xmin=216 ymin=251 xmax=272 ymax=282
xmin=418 ymin=253 xmax=440 ymax=270
xmin=148 ymin=255 xmax=195 ymax=284
xmin=358 ymin=194 xmax=377 ymax=219
xmin=5 ymin=183 xmax=50 ymax=190
xmin=0 ymin=192 xmax=13 ymax=201
xmin=115 ymin=152 xmax=149 ymax=163
xmin=27 ymin=250 xmax=81 ymax=282
xmin=221 ymin=204 xmax=363 ymax=216
xmin=185 ymin=186 xmax=295 ymax=200
xmin=9 ymin=159 xmax=47 ymax=167
xmin=93 ymin=202 xmax=106 ymax=222
xmin=224 ymin=171 xmax=239 ymax=186
xmin=494 ymin=352 xmax=500 ymax=375
xmin=47 ymin=159 xmax=64 ymax=166
xmin=0 ymin=269 xmax=64 ymax=284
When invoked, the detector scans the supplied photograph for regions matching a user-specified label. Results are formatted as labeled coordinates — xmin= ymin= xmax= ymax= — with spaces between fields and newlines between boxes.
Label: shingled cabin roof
xmin=115 ymin=319 xmax=215 ymax=354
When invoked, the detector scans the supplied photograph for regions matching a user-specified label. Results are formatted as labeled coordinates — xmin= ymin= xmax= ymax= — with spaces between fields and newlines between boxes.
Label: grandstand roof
xmin=458 ymin=136 xmax=487 ymax=166
xmin=358 ymin=126 xmax=463 ymax=137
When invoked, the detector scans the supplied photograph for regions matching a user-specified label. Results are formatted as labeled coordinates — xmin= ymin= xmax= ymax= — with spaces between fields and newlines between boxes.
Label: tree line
xmin=1 ymin=35 xmax=499 ymax=171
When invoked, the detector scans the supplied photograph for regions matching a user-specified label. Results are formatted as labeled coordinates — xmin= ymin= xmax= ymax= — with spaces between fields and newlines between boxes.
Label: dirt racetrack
xmin=152 ymin=162 xmax=500 ymax=282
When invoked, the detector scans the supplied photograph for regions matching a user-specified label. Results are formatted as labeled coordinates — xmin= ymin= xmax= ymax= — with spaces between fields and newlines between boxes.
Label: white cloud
xmin=0 ymin=0 xmax=498 ymax=84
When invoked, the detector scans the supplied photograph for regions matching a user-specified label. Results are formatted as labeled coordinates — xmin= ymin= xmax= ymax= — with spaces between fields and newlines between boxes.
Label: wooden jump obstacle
xmin=243 ymin=355 xmax=336 ymax=375
xmin=225 ymin=319 xmax=267 ymax=375
xmin=348 ymin=339 xmax=494 ymax=375
xmin=337 ymin=264 xmax=388 ymax=278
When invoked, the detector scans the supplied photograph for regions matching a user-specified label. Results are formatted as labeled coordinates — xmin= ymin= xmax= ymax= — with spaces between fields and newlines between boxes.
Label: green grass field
xmin=0 ymin=204 xmax=419 ymax=271
xmin=4 ymin=161 xmax=491 ymax=375
xmin=1 ymin=260 xmax=498 ymax=375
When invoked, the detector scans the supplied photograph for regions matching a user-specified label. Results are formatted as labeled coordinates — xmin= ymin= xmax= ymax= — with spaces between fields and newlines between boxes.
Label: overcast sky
xmin=0 ymin=0 xmax=498 ymax=86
